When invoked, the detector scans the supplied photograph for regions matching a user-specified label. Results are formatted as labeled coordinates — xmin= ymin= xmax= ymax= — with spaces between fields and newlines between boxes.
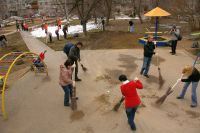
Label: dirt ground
xmin=1 ymin=47 xmax=200 ymax=133
xmin=0 ymin=17 xmax=200 ymax=133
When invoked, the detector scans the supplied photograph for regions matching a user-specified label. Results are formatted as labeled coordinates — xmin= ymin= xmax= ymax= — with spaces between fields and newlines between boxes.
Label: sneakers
xmin=64 ymin=103 xmax=71 ymax=107
xmin=75 ymin=78 xmax=82 ymax=81
xmin=176 ymin=96 xmax=184 ymax=99
xmin=190 ymin=105 xmax=197 ymax=108
xmin=144 ymin=74 xmax=149 ymax=78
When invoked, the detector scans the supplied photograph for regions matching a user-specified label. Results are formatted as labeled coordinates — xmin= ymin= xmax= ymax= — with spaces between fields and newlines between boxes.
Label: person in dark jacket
xmin=62 ymin=24 xmax=68 ymax=39
xmin=140 ymin=36 xmax=155 ymax=78
xmin=119 ymin=74 xmax=143 ymax=131
xmin=68 ymin=42 xmax=83 ymax=81
xmin=63 ymin=42 xmax=74 ymax=57
xmin=177 ymin=65 xmax=200 ymax=107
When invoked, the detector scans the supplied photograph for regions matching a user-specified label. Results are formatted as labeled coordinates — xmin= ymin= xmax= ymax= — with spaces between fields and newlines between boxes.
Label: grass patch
xmin=0 ymin=32 xmax=29 ymax=55
xmin=38 ymin=31 xmax=143 ymax=51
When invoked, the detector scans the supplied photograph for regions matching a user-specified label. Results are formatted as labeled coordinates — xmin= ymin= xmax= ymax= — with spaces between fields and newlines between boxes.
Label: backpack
xmin=63 ymin=43 xmax=74 ymax=55
xmin=175 ymin=33 xmax=182 ymax=41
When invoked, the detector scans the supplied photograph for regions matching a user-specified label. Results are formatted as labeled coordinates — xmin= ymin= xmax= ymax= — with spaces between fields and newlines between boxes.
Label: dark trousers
xmin=126 ymin=107 xmax=137 ymax=130
xmin=171 ymin=40 xmax=177 ymax=54
xmin=56 ymin=32 xmax=59 ymax=40
xmin=75 ymin=60 xmax=79 ymax=79
xmin=49 ymin=34 xmax=52 ymax=42
xmin=62 ymin=84 xmax=72 ymax=106
xmin=63 ymin=31 xmax=67 ymax=39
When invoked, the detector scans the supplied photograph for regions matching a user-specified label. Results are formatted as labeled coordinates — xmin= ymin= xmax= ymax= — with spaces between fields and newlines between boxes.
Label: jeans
xmin=141 ymin=56 xmax=152 ymax=75
xmin=126 ymin=107 xmax=137 ymax=130
xmin=171 ymin=40 xmax=177 ymax=54
xmin=62 ymin=84 xmax=72 ymax=106
xmin=74 ymin=60 xmax=79 ymax=79
xmin=179 ymin=82 xmax=199 ymax=106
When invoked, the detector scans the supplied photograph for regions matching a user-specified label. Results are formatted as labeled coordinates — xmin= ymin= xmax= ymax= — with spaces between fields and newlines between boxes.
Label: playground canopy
xmin=144 ymin=7 xmax=171 ymax=17
xmin=144 ymin=7 xmax=171 ymax=39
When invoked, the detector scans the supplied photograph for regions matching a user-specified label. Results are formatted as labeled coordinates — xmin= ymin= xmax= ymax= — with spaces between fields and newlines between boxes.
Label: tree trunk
xmin=105 ymin=0 xmax=112 ymax=25
xmin=94 ymin=10 xmax=97 ymax=24
xmin=137 ymin=0 xmax=143 ymax=24
xmin=82 ymin=21 xmax=87 ymax=36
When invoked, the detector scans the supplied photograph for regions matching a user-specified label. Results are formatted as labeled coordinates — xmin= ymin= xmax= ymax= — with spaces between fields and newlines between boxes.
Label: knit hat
xmin=182 ymin=65 xmax=193 ymax=77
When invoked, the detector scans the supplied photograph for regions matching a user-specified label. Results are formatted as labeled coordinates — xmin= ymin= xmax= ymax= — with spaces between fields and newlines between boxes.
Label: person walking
xmin=21 ymin=21 xmax=24 ymax=31
xmin=170 ymin=24 xmax=180 ymax=55
xmin=118 ymin=74 xmax=143 ymax=131
xmin=55 ymin=27 xmax=60 ymax=40
xmin=177 ymin=65 xmax=200 ymax=107
xmin=140 ymin=36 xmax=156 ymax=78
xmin=68 ymin=42 xmax=83 ymax=81
xmin=59 ymin=60 xmax=74 ymax=106
xmin=62 ymin=24 xmax=68 ymax=39
xmin=16 ymin=20 xmax=20 ymax=31
xmin=129 ymin=20 xmax=134 ymax=32
xmin=101 ymin=17 xmax=105 ymax=31
xmin=57 ymin=18 xmax=62 ymax=29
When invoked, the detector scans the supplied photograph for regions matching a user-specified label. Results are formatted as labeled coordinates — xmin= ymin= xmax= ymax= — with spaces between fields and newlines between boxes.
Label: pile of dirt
xmin=70 ymin=110 xmax=85 ymax=122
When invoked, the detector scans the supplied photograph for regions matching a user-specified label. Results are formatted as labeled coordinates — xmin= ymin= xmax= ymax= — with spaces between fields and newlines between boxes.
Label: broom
xmin=156 ymin=53 xmax=164 ymax=89
xmin=80 ymin=62 xmax=87 ymax=72
xmin=156 ymin=75 xmax=183 ymax=105
xmin=113 ymin=96 xmax=125 ymax=111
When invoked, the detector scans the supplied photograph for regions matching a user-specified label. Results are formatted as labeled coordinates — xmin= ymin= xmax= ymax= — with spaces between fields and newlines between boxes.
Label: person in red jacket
xmin=118 ymin=74 xmax=143 ymax=131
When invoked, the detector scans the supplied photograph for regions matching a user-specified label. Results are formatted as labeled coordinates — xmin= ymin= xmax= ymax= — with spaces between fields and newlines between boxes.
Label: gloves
xmin=177 ymin=78 xmax=182 ymax=82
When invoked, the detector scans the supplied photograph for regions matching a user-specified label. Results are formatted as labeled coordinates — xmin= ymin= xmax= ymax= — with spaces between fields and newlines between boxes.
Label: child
xmin=59 ymin=60 xmax=74 ymax=106
xmin=118 ymin=74 xmax=143 ymax=131
xmin=33 ymin=50 xmax=47 ymax=69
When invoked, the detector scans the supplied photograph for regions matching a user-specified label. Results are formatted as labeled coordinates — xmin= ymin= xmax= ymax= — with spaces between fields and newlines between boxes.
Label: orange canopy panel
xmin=144 ymin=7 xmax=171 ymax=17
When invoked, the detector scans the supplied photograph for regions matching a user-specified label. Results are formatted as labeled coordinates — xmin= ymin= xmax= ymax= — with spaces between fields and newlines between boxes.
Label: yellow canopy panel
xmin=144 ymin=7 xmax=171 ymax=17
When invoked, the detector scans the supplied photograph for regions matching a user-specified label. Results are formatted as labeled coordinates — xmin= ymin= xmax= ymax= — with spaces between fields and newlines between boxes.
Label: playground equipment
xmin=139 ymin=7 xmax=171 ymax=46
xmin=0 ymin=52 xmax=48 ymax=119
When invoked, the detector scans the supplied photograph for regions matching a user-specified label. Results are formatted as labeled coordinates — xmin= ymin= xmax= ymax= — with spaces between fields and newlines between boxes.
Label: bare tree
xmin=104 ymin=0 xmax=113 ymax=25
xmin=131 ymin=0 xmax=143 ymax=23
xmin=75 ymin=0 xmax=100 ymax=35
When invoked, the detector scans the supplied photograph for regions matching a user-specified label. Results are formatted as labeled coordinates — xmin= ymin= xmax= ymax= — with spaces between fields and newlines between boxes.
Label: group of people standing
xmin=16 ymin=20 xmax=28 ymax=31
xmin=42 ymin=18 xmax=69 ymax=43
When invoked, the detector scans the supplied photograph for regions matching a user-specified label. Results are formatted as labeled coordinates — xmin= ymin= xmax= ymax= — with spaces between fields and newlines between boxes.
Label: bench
xmin=190 ymin=32 xmax=200 ymax=40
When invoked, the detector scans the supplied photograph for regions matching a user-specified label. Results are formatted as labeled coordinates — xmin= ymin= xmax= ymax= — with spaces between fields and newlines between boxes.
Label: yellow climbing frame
xmin=0 ymin=52 xmax=48 ymax=120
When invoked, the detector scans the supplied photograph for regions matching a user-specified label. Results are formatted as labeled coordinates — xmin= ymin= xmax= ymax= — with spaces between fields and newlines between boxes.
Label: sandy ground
xmin=0 ymin=32 xmax=200 ymax=133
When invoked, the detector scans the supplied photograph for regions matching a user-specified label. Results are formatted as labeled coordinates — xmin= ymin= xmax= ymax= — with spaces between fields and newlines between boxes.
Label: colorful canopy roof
xmin=144 ymin=7 xmax=171 ymax=17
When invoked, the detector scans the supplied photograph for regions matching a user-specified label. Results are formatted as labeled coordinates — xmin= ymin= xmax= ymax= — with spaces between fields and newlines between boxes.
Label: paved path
xmin=0 ymin=31 xmax=200 ymax=133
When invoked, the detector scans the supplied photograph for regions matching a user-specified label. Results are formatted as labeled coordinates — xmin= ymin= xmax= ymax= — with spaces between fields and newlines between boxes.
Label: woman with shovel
xmin=177 ymin=65 xmax=200 ymax=107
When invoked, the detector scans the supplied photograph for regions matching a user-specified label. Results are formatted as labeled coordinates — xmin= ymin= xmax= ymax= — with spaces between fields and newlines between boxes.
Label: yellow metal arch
xmin=0 ymin=52 xmax=48 ymax=120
